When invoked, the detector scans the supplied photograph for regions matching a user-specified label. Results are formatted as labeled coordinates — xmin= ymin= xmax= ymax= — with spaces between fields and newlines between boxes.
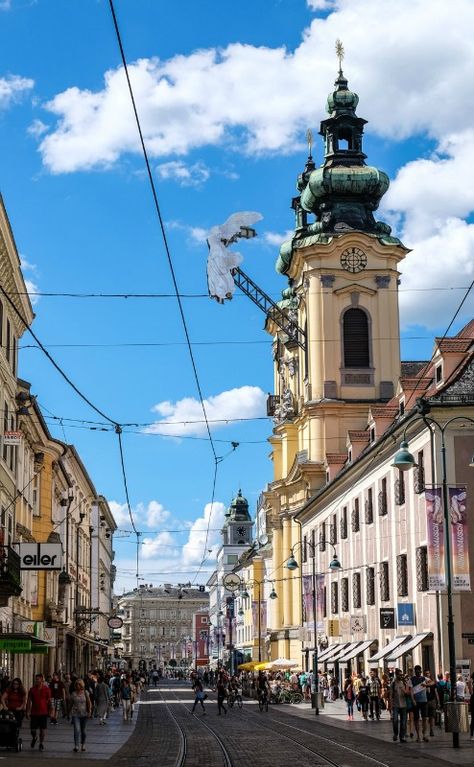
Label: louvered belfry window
xmin=343 ymin=308 xmax=370 ymax=368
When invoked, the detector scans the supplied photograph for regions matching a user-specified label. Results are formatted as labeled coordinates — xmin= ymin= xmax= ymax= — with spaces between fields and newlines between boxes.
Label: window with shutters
xmin=341 ymin=578 xmax=349 ymax=612
xmin=340 ymin=506 xmax=348 ymax=539
xmin=351 ymin=498 xmax=360 ymax=532
xmin=353 ymin=572 xmax=361 ymax=608
xmin=329 ymin=514 xmax=337 ymax=545
xmin=380 ymin=562 xmax=390 ymax=602
xmin=331 ymin=581 xmax=338 ymax=614
xmin=366 ymin=567 xmax=375 ymax=605
xmin=343 ymin=308 xmax=370 ymax=368
xmin=365 ymin=488 xmax=374 ymax=524
xmin=394 ymin=470 xmax=405 ymax=505
xmin=397 ymin=553 xmax=408 ymax=596
xmin=414 ymin=452 xmax=425 ymax=494
xmin=319 ymin=522 xmax=326 ymax=552
xmin=416 ymin=546 xmax=429 ymax=592
xmin=378 ymin=477 xmax=388 ymax=516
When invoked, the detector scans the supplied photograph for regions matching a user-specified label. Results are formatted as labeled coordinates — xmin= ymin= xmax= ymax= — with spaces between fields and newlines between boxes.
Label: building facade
xmin=117 ymin=584 xmax=209 ymax=671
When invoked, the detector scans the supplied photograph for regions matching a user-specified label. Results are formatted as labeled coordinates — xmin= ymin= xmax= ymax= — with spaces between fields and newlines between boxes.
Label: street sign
xmin=107 ymin=616 xmax=124 ymax=630
xmin=223 ymin=573 xmax=241 ymax=592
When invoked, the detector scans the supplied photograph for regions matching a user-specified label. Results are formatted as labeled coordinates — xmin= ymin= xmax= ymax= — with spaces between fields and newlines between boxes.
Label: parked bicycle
xmin=274 ymin=688 xmax=303 ymax=705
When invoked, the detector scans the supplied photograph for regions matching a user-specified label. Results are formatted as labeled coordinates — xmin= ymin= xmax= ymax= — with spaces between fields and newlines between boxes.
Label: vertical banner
xmin=252 ymin=601 xmax=267 ymax=638
xmin=316 ymin=574 xmax=325 ymax=631
xmin=425 ymin=488 xmax=446 ymax=590
xmin=449 ymin=487 xmax=470 ymax=591
xmin=302 ymin=575 xmax=313 ymax=625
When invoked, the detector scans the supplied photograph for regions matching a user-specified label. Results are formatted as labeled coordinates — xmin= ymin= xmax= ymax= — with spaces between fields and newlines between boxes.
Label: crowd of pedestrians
xmin=0 ymin=668 xmax=142 ymax=753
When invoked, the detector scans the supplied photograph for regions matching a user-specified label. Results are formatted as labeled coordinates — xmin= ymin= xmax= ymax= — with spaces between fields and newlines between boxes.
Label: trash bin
xmin=444 ymin=702 xmax=469 ymax=733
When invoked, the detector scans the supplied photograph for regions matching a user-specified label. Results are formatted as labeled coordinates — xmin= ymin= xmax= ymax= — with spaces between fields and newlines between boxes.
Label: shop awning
xmin=338 ymin=639 xmax=376 ymax=663
xmin=328 ymin=642 xmax=359 ymax=663
xmin=0 ymin=632 xmax=49 ymax=654
xmin=385 ymin=632 xmax=433 ymax=663
xmin=317 ymin=643 xmax=348 ymax=664
xmin=369 ymin=635 xmax=411 ymax=666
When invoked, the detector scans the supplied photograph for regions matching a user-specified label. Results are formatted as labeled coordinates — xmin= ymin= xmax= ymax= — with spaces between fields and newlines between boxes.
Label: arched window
xmin=343 ymin=308 xmax=370 ymax=368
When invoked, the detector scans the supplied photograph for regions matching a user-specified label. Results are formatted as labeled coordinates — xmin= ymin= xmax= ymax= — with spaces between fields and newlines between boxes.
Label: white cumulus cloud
xmin=182 ymin=501 xmax=226 ymax=566
xmin=145 ymin=385 xmax=267 ymax=438
xmin=36 ymin=0 xmax=474 ymax=172
xmin=0 ymin=74 xmax=34 ymax=109
xmin=157 ymin=160 xmax=210 ymax=186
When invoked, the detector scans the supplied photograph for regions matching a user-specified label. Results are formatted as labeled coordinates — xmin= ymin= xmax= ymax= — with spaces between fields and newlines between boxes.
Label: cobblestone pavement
xmin=0 ymin=681 xmax=472 ymax=766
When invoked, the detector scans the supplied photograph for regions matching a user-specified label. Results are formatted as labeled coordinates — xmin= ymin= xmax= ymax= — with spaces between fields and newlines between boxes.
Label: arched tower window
xmin=343 ymin=308 xmax=370 ymax=368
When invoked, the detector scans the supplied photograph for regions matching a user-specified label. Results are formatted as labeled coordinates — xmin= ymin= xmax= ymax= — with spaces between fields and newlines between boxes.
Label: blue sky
xmin=0 ymin=0 xmax=472 ymax=592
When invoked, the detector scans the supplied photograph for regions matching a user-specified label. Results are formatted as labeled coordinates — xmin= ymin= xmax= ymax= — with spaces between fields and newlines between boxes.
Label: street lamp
xmin=286 ymin=541 xmax=341 ymax=715
xmin=239 ymin=579 xmax=276 ymax=663
xmin=392 ymin=398 xmax=474 ymax=749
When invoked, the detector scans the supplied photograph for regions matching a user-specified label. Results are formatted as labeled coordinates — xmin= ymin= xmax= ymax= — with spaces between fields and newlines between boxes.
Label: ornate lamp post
xmin=393 ymin=398 xmax=474 ymax=749
xmin=239 ymin=580 xmax=278 ymax=663
xmin=286 ymin=541 xmax=341 ymax=715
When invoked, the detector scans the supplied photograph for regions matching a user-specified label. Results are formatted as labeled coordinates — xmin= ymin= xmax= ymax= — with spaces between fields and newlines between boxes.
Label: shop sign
xmin=350 ymin=615 xmax=366 ymax=633
xmin=0 ymin=639 xmax=31 ymax=651
xmin=397 ymin=603 xmax=415 ymax=626
xmin=3 ymin=431 xmax=22 ymax=446
xmin=16 ymin=543 xmax=62 ymax=570
xmin=107 ymin=616 xmax=123 ymax=630
xmin=380 ymin=608 xmax=396 ymax=629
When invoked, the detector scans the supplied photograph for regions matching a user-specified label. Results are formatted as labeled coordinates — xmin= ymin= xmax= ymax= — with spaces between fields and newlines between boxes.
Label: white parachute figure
xmin=206 ymin=211 xmax=263 ymax=303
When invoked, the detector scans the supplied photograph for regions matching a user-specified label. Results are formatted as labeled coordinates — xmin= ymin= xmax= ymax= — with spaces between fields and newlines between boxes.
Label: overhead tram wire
xmin=0 ymin=287 xmax=143 ymax=579
xmin=108 ymin=0 xmax=223 ymax=582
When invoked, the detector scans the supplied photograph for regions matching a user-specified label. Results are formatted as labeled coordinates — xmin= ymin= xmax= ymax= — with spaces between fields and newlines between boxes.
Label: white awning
xmin=326 ymin=642 xmax=357 ymax=665
xmin=385 ymin=632 xmax=433 ymax=663
xmin=338 ymin=639 xmax=376 ymax=664
xmin=368 ymin=635 xmax=411 ymax=666
xmin=317 ymin=643 xmax=349 ymax=664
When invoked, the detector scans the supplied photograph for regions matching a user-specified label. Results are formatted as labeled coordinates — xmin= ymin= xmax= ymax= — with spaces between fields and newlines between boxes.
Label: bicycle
xmin=228 ymin=689 xmax=243 ymax=709
xmin=275 ymin=689 xmax=303 ymax=705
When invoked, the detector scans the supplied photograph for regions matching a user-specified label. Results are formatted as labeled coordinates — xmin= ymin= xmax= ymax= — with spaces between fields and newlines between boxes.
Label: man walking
xmin=368 ymin=669 xmax=382 ymax=720
xmin=390 ymin=669 xmax=408 ymax=742
xmin=26 ymin=673 xmax=53 ymax=752
xmin=411 ymin=665 xmax=429 ymax=742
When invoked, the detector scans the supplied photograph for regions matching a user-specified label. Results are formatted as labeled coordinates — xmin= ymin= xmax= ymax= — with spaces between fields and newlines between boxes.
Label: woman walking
xmin=343 ymin=675 xmax=355 ymax=720
xmin=70 ymin=679 xmax=92 ymax=753
xmin=2 ymin=678 xmax=26 ymax=727
xmin=191 ymin=678 xmax=206 ymax=715
xmin=216 ymin=678 xmax=227 ymax=716
xmin=95 ymin=674 xmax=111 ymax=725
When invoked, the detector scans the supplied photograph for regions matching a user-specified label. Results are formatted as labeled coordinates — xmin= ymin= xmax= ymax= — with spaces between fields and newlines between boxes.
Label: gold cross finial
xmin=306 ymin=128 xmax=313 ymax=158
xmin=335 ymin=39 xmax=345 ymax=72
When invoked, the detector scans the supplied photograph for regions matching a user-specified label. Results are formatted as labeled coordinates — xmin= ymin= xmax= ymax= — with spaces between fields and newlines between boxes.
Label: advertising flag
xmin=302 ymin=575 xmax=313 ymax=624
xmin=425 ymin=488 xmax=446 ymax=590
xmin=449 ymin=487 xmax=470 ymax=591
xmin=251 ymin=600 xmax=267 ymax=639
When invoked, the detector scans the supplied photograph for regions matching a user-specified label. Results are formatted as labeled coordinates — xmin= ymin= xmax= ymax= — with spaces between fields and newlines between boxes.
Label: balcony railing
xmin=0 ymin=546 xmax=22 ymax=604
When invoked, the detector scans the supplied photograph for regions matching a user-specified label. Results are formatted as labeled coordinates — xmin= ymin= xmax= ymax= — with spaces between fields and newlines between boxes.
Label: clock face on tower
xmin=237 ymin=526 xmax=247 ymax=538
xmin=340 ymin=247 xmax=367 ymax=273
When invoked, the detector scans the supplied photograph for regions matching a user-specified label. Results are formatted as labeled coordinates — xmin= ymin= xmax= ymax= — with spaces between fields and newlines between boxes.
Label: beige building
xmin=256 ymin=64 xmax=474 ymax=679
xmin=118 ymin=585 xmax=208 ymax=671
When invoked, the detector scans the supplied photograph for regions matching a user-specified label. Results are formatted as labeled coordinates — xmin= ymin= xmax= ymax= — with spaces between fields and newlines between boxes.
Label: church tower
xmin=264 ymin=53 xmax=409 ymax=659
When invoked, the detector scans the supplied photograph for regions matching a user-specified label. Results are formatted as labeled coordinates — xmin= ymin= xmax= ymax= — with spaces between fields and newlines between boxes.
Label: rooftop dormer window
xmin=435 ymin=364 xmax=443 ymax=385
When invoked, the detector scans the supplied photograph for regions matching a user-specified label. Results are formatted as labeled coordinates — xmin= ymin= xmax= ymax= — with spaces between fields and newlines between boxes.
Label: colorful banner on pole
xmin=302 ymin=575 xmax=313 ymax=624
xmin=425 ymin=488 xmax=446 ymax=590
xmin=251 ymin=600 xmax=267 ymax=639
xmin=302 ymin=574 xmax=325 ymax=630
xmin=449 ymin=487 xmax=470 ymax=591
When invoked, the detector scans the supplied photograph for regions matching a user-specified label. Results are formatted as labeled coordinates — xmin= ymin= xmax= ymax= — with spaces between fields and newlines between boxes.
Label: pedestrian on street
xmin=357 ymin=676 xmax=369 ymax=720
xmin=424 ymin=670 xmax=438 ymax=736
xmin=343 ymin=675 xmax=354 ymax=720
xmin=26 ymin=673 xmax=53 ymax=752
xmin=120 ymin=676 xmax=133 ymax=721
xmin=390 ymin=668 xmax=408 ymax=742
xmin=368 ymin=669 xmax=382 ymax=720
xmin=95 ymin=673 xmax=111 ymax=725
xmin=469 ymin=672 xmax=474 ymax=741
xmin=191 ymin=679 xmax=206 ymax=715
xmin=411 ymin=665 xmax=429 ymax=742
xmin=216 ymin=678 xmax=227 ymax=716
xmin=1 ymin=678 xmax=26 ymax=728
xmin=49 ymin=672 xmax=66 ymax=724
xmin=70 ymin=679 xmax=92 ymax=753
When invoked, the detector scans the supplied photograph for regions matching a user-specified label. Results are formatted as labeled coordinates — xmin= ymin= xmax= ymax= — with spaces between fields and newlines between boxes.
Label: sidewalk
xmin=0 ymin=701 xmax=138 ymax=762
xmin=287 ymin=696 xmax=474 ymax=765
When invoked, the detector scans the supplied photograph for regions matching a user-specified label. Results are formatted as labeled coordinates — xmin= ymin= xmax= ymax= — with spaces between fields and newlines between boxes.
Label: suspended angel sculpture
xmin=206 ymin=211 xmax=263 ymax=303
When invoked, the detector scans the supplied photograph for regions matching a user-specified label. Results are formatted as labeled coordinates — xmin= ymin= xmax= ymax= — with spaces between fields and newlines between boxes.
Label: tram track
xmin=154 ymin=682 xmax=391 ymax=767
